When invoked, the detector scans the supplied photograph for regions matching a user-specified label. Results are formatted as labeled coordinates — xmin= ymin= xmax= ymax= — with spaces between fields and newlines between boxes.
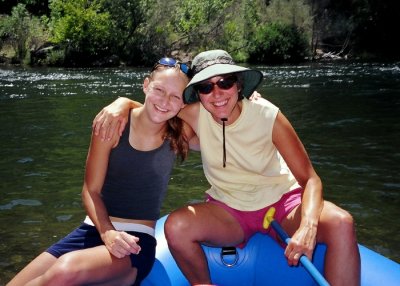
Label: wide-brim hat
xmin=183 ymin=50 xmax=263 ymax=104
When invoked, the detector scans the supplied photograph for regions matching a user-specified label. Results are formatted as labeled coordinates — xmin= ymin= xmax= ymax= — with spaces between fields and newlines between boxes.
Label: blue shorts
xmin=46 ymin=223 xmax=157 ymax=286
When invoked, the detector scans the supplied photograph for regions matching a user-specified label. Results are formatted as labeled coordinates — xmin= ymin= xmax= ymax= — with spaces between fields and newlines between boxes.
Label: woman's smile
xmin=212 ymin=99 xmax=228 ymax=107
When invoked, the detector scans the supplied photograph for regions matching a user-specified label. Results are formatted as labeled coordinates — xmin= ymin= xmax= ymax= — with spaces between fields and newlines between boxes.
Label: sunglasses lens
xmin=217 ymin=76 xmax=236 ymax=89
xmin=195 ymin=75 xmax=237 ymax=94
xmin=153 ymin=58 xmax=191 ymax=77
xmin=180 ymin=63 xmax=189 ymax=75
xmin=158 ymin=57 xmax=176 ymax=67
xmin=196 ymin=83 xmax=213 ymax=94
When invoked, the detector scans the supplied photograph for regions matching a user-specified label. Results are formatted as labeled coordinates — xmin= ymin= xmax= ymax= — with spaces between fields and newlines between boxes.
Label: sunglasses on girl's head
xmin=194 ymin=75 xmax=237 ymax=94
xmin=152 ymin=57 xmax=192 ymax=77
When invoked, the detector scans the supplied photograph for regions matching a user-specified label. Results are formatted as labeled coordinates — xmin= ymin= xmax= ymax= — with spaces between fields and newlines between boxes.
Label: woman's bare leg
xmin=165 ymin=203 xmax=244 ymax=285
xmin=282 ymin=201 xmax=360 ymax=286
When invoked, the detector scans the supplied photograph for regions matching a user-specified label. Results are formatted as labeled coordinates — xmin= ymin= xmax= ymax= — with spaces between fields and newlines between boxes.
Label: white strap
xmin=83 ymin=216 xmax=155 ymax=237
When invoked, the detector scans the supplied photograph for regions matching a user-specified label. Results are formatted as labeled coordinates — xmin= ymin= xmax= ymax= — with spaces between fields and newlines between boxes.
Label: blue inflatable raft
xmin=141 ymin=215 xmax=400 ymax=286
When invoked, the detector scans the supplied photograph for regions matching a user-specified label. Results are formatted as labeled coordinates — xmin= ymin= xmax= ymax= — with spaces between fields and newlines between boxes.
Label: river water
xmin=0 ymin=62 xmax=399 ymax=283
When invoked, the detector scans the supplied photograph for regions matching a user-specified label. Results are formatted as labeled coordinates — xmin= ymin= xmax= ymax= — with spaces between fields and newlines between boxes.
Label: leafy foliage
xmin=170 ymin=0 xmax=233 ymax=52
xmin=101 ymin=0 xmax=156 ymax=65
xmin=0 ymin=3 xmax=49 ymax=63
xmin=248 ymin=22 xmax=309 ymax=63
xmin=49 ymin=0 xmax=113 ymax=65
xmin=1 ymin=0 xmax=398 ymax=66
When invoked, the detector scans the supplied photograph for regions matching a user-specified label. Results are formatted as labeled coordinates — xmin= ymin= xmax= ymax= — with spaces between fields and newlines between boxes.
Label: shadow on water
xmin=0 ymin=62 xmax=399 ymax=283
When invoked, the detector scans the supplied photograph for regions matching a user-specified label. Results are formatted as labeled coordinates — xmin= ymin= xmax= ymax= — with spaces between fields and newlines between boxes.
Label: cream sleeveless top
xmin=198 ymin=98 xmax=300 ymax=211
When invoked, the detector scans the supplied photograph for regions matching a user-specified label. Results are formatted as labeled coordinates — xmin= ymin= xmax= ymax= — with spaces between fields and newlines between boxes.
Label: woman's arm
xmin=93 ymin=97 xmax=202 ymax=147
xmin=183 ymin=122 xmax=200 ymax=151
xmin=272 ymin=111 xmax=323 ymax=264
xmin=92 ymin=97 xmax=142 ymax=141
xmin=82 ymin=130 xmax=141 ymax=258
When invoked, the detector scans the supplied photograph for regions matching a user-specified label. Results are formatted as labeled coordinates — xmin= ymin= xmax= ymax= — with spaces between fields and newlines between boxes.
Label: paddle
xmin=263 ymin=207 xmax=330 ymax=286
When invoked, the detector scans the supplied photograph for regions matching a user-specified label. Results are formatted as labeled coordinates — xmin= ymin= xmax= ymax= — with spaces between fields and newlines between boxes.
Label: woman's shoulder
xmin=245 ymin=98 xmax=279 ymax=120
xmin=246 ymin=97 xmax=278 ymax=109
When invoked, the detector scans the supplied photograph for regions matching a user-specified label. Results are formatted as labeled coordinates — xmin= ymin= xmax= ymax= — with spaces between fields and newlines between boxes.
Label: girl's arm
xmin=82 ymin=129 xmax=141 ymax=258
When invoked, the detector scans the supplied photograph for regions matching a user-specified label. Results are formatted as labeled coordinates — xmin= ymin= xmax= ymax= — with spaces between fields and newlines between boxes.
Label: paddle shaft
xmin=269 ymin=220 xmax=330 ymax=286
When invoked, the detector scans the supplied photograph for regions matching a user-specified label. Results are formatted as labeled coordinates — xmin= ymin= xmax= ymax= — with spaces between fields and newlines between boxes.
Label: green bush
xmin=0 ymin=4 xmax=49 ymax=64
xmin=248 ymin=22 xmax=309 ymax=64
xmin=49 ymin=0 xmax=113 ymax=65
xmin=46 ymin=49 xmax=65 ymax=66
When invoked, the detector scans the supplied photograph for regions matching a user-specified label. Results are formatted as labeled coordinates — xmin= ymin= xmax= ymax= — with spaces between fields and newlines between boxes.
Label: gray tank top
xmin=101 ymin=110 xmax=176 ymax=220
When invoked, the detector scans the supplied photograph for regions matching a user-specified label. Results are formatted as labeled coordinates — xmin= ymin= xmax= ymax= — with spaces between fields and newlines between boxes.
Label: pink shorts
xmin=206 ymin=187 xmax=303 ymax=248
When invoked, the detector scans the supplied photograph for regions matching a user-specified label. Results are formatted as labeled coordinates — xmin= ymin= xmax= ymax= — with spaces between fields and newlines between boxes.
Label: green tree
xmin=3 ymin=0 xmax=397 ymax=65
xmin=219 ymin=0 xmax=264 ymax=62
xmin=102 ymin=0 xmax=156 ymax=65
xmin=0 ymin=4 xmax=30 ymax=61
xmin=170 ymin=0 xmax=233 ymax=53
xmin=0 ymin=3 xmax=48 ymax=63
xmin=264 ymin=0 xmax=312 ymax=49
xmin=0 ymin=0 xmax=50 ymax=15
xmin=248 ymin=22 xmax=309 ymax=63
xmin=49 ymin=0 xmax=112 ymax=65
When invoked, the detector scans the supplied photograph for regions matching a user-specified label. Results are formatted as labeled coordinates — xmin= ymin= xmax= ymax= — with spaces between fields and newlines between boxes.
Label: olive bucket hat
xmin=183 ymin=49 xmax=263 ymax=104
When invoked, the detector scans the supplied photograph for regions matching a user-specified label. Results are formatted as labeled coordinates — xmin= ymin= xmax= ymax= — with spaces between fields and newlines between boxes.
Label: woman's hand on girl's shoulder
xmin=92 ymin=97 xmax=141 ymax=141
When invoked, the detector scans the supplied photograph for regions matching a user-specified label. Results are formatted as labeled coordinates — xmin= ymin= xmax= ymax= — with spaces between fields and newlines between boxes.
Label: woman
xmin=7 ymin=58 xmax=194 ymax=286
xmin=93 ymin=50 xmax=361 ymax=286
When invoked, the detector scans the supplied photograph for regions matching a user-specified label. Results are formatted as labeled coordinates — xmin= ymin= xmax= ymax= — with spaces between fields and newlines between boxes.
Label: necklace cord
xmin=222 ymin=118 xmax=227 ymax=168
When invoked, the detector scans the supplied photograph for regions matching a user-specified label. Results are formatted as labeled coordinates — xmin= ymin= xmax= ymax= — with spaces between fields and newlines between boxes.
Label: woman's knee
xmin=165 ymin=209 xmax=192 ymax=240
xmin=320 ymin=203 xmax=356 ymax=241
xmin=331 ymin=208 xmax=355 ymax=231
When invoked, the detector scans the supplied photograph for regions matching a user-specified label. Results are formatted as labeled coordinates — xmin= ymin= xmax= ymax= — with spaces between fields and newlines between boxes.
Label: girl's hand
xmin=249 ymin=91 xmax=262 ymax=101
xmin=102 ymin=229 xmax=141 ymax=258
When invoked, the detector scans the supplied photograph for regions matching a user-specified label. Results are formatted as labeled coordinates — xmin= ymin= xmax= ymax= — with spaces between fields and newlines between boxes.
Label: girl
xmin=7 ymin=58 xmax=194 ymax=286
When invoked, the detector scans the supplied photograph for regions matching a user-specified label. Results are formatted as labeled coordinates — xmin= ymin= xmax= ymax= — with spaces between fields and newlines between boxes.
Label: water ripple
xmin=17 ymin=157 xmax=34 ymax=164
xmin=0 ymin=199 xmax=42 ymax=210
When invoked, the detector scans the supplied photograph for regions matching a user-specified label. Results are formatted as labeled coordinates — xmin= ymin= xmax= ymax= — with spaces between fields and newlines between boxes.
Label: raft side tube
xmin=142 ymin=215 xmax=400 ymax=286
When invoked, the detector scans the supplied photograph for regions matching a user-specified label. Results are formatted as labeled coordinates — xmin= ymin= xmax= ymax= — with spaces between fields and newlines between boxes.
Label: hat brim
xmin=183 ymin=64 xmax=263 ymax=104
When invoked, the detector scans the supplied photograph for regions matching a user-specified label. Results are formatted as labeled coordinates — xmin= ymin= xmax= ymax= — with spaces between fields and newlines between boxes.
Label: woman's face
xmin=143 ymin=69 xmax=188 ymax=124
xmin=196 ymin=74 xmax=240 ymax=122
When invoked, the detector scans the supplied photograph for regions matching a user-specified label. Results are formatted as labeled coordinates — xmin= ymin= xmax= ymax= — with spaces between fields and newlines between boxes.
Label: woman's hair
xmin=235 ymin=73 xmax=245 ymax=100
xmin=149 ymin=66 xmax=189 ymax=161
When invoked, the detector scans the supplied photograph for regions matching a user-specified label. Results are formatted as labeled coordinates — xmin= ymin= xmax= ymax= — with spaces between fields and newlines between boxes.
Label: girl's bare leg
xmin=7 ymin=252 xmax=57 ymax=286
xmin=11 ymin=245 xmax=137 ymax=286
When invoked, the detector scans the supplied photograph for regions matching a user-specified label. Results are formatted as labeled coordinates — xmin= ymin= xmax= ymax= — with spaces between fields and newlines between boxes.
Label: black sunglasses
xmin=152 ymin=57 xmax=191 ymax=77
xmin=194 ymin=75 xmax=237 ymax=94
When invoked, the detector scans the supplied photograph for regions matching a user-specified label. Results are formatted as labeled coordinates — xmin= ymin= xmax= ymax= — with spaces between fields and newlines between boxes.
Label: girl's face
xmin=143 ymin=69 xmax=188 ymax=124
xmin=196 ymin=74 xmax=240 ymax=122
